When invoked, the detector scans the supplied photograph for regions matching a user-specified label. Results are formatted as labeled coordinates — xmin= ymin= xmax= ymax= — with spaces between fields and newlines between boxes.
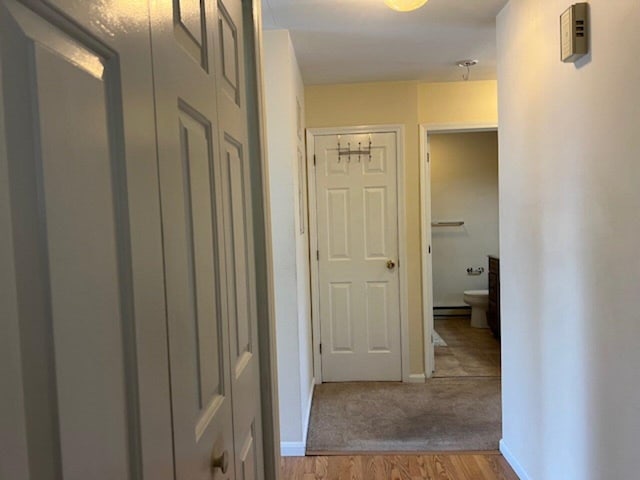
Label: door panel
xmin=366 ymin=282 xmax=391 ymax=351
xmin=327 ymin=189 xmax=351 ymax=259
xmin=0 ymin=0 xmax=172 ymax=478
xmin=223 ymin=138 xmax=252 ymax=368
xmin=315 ymin=132 xmax=402 ymax=382
xmin=215 ymin=0 xmax=264 ymax=477
xmin=364 ymin=187 xmax=387 ymax=258
xmin=150 ymin=0 xmax=235 ymax=478
xmin=364 ymin=145 xmax=387 ymax=174
xmin=174 ymin=0 xmax=208 ymax=69
xmin=237 ymin=425 xmax=257 ymax=480
xmin=330 ymin=283 xmax=353 ymax=352
xmin=218 ymin=1 xmax=240 ymax=105
xmin=177 ymin=109 xmax=223 ymax=410
xmin=36 ymin=42 xmax=130 ymax=480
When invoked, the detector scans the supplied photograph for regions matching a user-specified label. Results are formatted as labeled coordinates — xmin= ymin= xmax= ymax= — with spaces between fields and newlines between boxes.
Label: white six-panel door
xmin=314 ymin=132 xmax=402 ymax=382
xmin=0 ymin=0 xmax=266 ymax=479
xmin=150 ymin=1 xmax=237 ymax=478
xmin=214 ymin=0 xmax=265 ymax=478
xmin=151 ymin=0 xmax=263 ymax=479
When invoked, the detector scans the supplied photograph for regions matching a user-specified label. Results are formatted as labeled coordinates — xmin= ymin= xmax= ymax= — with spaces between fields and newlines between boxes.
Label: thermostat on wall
xmin=561 ymin=3 xmax=589 ymax=62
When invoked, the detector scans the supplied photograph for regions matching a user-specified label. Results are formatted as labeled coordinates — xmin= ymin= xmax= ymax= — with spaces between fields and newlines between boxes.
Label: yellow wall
xmin=418 ymin=80 xmax=498 ymax=124
xmin=305 ymin=80 xmax=498 ymax=374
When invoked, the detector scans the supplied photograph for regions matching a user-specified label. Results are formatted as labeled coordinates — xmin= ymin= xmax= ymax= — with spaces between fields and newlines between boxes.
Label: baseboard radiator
xmin=433 ymin=306 xmax=471 ymax=318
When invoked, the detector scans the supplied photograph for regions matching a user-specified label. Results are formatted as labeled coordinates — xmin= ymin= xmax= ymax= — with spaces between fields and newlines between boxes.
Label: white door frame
xmin=249 ymin=0 xmax=283 ymax=476
xmin=420 ymin=123 xmax=499 ymax=378
xmin=306 ymin=125 xmax=410 ymax=383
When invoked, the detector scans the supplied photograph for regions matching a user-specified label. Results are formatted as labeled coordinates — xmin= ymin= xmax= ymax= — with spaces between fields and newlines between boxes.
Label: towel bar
xmin=431 ymin=221 xmax=465 ymax=227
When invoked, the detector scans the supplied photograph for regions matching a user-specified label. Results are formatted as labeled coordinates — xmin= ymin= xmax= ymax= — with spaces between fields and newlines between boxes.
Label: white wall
xmin=497 ymin=2 xmax=640 ymax=479
xmin=430 ymin=132 xmax=499 ymax=306
xmin=262 ymin=30 xmax=314 ymax=455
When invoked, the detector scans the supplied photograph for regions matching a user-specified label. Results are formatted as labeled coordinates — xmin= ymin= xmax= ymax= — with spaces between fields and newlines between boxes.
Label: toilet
xmin=463 ymin=290 xmax=489 ymax=328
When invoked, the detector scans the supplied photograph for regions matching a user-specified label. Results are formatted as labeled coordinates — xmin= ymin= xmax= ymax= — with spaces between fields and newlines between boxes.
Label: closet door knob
xmin=211 ymin=450 xmax=229 ymax=474
xmin=386 ymin=259 xmax=396 ymax=270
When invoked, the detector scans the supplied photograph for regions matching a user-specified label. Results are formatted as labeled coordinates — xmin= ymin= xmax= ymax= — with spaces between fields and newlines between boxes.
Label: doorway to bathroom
xmin=420 ymin=124 xmax=501 ymax=380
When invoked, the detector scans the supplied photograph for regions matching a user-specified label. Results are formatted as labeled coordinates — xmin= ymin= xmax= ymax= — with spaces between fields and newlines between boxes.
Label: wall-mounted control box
xmin=561 ymin=3 xmax=589 ymax=62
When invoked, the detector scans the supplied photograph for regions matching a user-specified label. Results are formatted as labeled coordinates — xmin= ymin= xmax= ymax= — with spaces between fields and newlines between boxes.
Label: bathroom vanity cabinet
xmin=487 ymin=256 xmax=501 ymax=339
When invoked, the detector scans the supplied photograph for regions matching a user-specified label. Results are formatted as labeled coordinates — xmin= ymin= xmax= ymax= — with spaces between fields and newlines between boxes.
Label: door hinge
xmin=427 ymin=152 xmax=430 ymax=163
xmin=428 ymin=245 xmax=431 ymax=254
xmin=316 ymin=250 xmax=319 ymax=261
xmin=319 ymin=343 xmax=322 ymax=354
xmin=313 ymin=154 xmax=316 ymax=166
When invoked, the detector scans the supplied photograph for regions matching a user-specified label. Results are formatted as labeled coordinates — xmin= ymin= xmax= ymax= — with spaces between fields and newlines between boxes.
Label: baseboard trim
xmin=301 ymin=379 xmax=315 ymax=442
xmin=306 ymin=449 xmax=501 ymax=457
xmin=406 ymin=373 xmax=426 ymax=383
xmin=280 ymin=441 xmax=306 ymax=457
xmin=500 ymin=439 xmax=530 ymax=480
xmin=281 ymin=380 xmax=316 ymax=457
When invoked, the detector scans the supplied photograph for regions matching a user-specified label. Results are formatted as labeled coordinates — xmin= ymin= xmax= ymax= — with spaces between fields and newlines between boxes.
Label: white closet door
xmin=150 ymin=0 xmax=264 ymax=479
xmin=214 ymin=0 xmax=265 ymax=478
xmin=314 ymin=132 xmax=402 ymax=382
xmin=149 ymin=0 xmax=236 ymax=479
xmin=0 ymin=1 xmax=173 ymax=479
xmin=0 ymin=1 xmax=268 ymax=479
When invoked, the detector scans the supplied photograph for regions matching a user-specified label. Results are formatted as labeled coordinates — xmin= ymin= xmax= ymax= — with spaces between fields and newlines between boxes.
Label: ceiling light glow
xmin=384 ymin=0 xmax=429 ymax=12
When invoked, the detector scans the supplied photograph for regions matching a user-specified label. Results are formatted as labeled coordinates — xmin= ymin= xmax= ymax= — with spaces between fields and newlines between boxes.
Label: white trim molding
xmin=281 ymin=380 xmax=315 ymax=457
xmin=500 ymin=439 xmax=531 ymax=480
xmin=407 ymin=373 xmax=426 ymax=383
xmin=248 ymin=0 xmax=285 ymax=476
xmin=301 ymin=380 xmax=315 ymax=446
xmin=419 ymin=123 xmax=498 ymax=379
xmin=306 ymin=125 xmax=410 ymax=383
xmin=280 ymin=441 xmax=307 ymax=457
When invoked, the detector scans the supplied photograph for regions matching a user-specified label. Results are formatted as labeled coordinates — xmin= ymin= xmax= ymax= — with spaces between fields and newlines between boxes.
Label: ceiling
xmin=262 ymin=0 xmax=508 ymax=85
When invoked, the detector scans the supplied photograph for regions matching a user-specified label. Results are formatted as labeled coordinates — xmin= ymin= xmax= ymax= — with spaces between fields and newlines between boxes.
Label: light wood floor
xmin=281 ymin=453 xmax=518 ymax=480
xmin=434 ymin=317 xmax=501 ymax=378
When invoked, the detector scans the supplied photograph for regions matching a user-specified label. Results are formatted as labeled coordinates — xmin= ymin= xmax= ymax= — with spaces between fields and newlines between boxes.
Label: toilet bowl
xmin=463 ymin=289 xmax=489 ymax=328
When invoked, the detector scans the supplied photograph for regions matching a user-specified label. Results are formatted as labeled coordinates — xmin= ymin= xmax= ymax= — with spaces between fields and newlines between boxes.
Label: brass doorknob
xmin=386 ymin=259 xmax=396 ymax=270
xmin=211 ymin=450 xmax=229 ymax=474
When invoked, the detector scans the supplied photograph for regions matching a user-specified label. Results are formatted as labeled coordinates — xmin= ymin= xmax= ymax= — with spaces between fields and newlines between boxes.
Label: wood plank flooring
xmin=281 ymin=453 xmax=519 ymax=480
xmin=434 ymin=317 xmax=501 ymax=378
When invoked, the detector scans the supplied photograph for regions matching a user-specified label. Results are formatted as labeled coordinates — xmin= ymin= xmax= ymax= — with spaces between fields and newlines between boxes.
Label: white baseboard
xmin=301 ymin=379 xmax=315 ymax=441
xmin=406 ymin=373 xmax=426 ymax=383
xmin=281 ymin=379 xmax=316 ymax=457
xmin=280 ymin=441 xmax=306 ymax=457
xmin=500 ymin=439 xmax=530 ymax=480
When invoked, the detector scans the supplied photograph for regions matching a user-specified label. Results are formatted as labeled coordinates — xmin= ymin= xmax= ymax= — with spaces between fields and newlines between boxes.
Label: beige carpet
xmin=306 ymin=378 xmax=501 ymax=454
